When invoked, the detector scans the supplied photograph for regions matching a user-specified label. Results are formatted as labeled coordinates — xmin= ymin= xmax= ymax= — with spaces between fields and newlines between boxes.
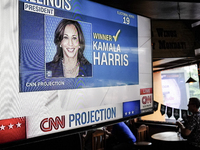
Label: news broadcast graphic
xmin=0 ymin=117 xmax=26 ymax=144
xmin=26 ymin=104 xmax=122 ymax=138
xmin=140 ymin=88 xmax=153 ymax=110
xmin=0 ymin=0 xmax=152 ymax=145
xmin=123 ymin=101 xmax=141 ymax=117
xmin=19 ymin=2 xmax=139 ymax=92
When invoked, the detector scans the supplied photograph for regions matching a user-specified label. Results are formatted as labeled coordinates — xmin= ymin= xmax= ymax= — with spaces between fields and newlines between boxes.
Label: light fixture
xmin=186 ymin=65 xmax=197 ymax=84
xmin=186 ymin=77 xmax=197 ymax=84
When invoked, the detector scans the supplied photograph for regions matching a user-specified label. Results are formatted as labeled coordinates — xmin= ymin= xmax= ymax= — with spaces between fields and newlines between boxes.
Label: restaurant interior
xmin=2 ymin=0 xmax=200 ymax=150
xmin=72 ymin=0 xmax=200 ymax=150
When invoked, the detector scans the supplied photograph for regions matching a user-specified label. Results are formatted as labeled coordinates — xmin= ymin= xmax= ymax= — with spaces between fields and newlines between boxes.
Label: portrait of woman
xmin=46 ymin=19 xmax=92 ymax=78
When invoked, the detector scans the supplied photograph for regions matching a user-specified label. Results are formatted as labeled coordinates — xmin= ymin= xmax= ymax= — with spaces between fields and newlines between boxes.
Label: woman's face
xmin=60 ymin=24 xmax=80 ymax=59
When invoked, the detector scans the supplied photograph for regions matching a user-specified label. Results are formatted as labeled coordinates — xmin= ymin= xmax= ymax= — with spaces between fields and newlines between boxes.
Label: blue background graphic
xmin=123 ymin=101 xmax=141 ymax=118
xmin=19 ymin=1 xmax=138 ymax=92
xmin=19 ymin=0 xmax=138 ymax=27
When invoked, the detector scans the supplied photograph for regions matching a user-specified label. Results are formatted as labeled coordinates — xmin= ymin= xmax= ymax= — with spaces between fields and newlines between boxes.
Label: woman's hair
xmin=189 ymin=97 xmax=200 ymax=109
xmin=53 ymin=19 xmax=90 ymax=64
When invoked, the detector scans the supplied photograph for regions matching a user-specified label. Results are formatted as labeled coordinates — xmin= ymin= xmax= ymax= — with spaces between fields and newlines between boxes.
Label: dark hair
xmin=189 ymin=97 xmax=200 ymax=109
xmin=53 ymin=19 xmax=90 ymax=64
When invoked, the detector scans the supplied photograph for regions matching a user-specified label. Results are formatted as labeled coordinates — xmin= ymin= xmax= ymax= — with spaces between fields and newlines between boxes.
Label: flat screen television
xmin=0 ymin=0 xmax=153 ymax=148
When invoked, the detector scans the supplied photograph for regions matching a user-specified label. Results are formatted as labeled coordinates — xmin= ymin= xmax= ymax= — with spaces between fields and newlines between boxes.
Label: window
xmin=141 ymin=64 xmax=199 ymax=123
xmin=161 ymin=64 xmax=199 ymax=121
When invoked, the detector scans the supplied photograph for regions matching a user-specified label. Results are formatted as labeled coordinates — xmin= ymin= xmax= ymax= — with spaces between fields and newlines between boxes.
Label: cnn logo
xmin=40 ymin=116 xmax=65 ymax=132
xmin=142 ymin=95 xmax=152 ymax=104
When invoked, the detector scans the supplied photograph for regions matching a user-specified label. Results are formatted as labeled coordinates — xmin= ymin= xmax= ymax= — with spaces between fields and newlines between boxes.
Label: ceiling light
xmin=186 ymin=77 xmax=197 ymax=84
xmin=186 ymin=65 xmax=197 ymax=84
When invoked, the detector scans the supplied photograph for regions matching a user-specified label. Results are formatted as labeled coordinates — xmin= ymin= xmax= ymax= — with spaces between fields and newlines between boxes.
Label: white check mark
xmin=113 ymin=29 xmax=121 ymax=42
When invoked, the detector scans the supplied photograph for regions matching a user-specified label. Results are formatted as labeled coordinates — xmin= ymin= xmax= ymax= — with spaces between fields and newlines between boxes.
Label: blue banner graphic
xmin=123 ymin=100 xmax=140 ymax=117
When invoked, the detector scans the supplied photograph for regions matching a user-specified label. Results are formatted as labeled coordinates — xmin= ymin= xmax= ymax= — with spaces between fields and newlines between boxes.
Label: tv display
xmin=0 ymin=0 xmax=153 ymax=147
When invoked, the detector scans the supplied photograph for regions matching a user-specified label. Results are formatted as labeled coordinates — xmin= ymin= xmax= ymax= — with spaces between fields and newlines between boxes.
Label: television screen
xmin=0 ymin=0 xmax=153 ymax=146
